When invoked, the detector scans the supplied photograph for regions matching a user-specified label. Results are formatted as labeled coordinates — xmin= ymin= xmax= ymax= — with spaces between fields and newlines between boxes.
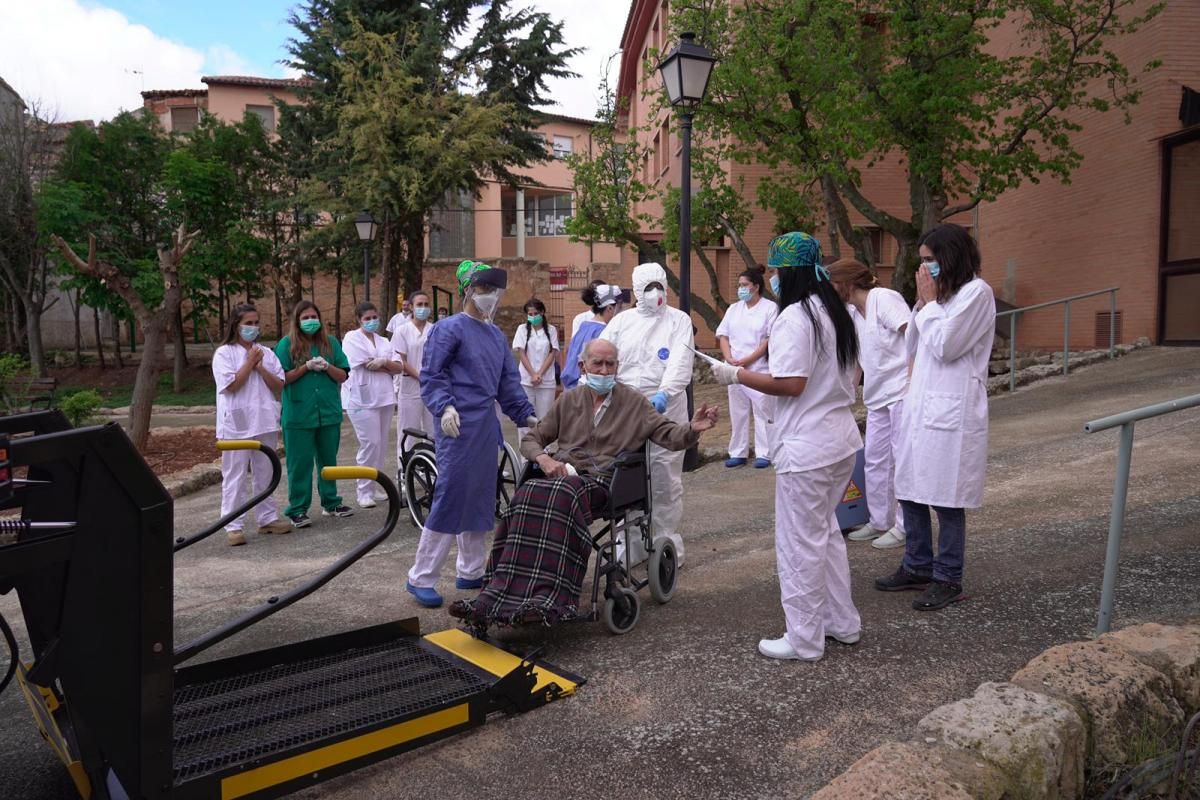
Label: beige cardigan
xmin=520 ymin=383 xmax=699 ymax=476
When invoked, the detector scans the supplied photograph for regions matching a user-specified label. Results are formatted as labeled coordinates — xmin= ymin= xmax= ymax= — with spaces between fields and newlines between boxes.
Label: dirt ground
xmin=140 ymin=427 xmax=220 ymax=475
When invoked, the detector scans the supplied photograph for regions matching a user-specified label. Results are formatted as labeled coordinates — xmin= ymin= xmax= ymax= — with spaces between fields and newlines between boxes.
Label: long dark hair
xmin=523 ymin=297 xmax=548 ymax=342
xmin=918 ymin=224 xmax=981 ymax=303
xmin=222 ymin=303 xmax=258 ymax=346
xmin=581 ymin=284 xmax=609 ymax=314
xmin=738 ymin=267 xmax=766 ymax=298
xmin=288 ymin=300 xmax=332 ymax=365
xmin=777 ymin=267 xmax=859 ymax=370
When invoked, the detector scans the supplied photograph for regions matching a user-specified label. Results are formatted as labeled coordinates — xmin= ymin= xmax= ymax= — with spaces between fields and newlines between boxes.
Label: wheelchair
xmin=513 ymin=446 xmax=678 ymax=635
xmin=398 ymin=428 xmax=522 ymax=530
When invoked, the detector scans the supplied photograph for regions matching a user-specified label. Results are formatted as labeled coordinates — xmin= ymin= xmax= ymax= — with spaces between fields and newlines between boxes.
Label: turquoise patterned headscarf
xmin=768 ymin=231 xmax=829 ymax=281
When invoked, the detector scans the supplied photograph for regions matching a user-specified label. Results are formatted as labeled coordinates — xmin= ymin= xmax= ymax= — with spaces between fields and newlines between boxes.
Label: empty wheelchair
xmin=399 ymin=428 xmax=522 ymax=530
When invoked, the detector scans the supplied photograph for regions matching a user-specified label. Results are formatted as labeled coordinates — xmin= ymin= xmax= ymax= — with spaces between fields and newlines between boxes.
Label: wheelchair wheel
xmin=403 ymin=446 xmax=437 ymax=528
xmin=647 ymin=537 xmax=677 ymax=604
xmin=495 ymin=442 xmax=521 ymax=518
xmin=602 ymin=587 xmax=640 ymax=635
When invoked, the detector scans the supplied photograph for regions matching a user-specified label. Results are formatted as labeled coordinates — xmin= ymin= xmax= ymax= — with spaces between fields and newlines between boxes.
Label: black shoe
xmin=913 ymin=580 xmax=964 ymax=611
xmin=874 ymin=567 xmax=932 ymax=592
xmin=321 ymin=505 xmax=354 ymax=518
xmin=288 ymin=513 xmax=312 ymax=529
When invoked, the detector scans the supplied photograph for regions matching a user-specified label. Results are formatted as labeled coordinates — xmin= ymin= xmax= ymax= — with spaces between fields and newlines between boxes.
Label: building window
xmin=552 ymin=135 xmax=573 ymax=160
xmin=660 ymin=121 xmax=670 ymax=174
xmin=170 ymin=107 xmax=199 ymax=133
xmin=502 ymin=192 xmax=573 ymax=238
xmin=246 ymin=104 xmax=276 ymax=133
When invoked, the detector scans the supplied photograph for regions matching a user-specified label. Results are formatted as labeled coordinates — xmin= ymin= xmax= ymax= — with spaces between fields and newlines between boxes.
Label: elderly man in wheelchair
xmin=449 ymin=338 xmax=719 ymax=634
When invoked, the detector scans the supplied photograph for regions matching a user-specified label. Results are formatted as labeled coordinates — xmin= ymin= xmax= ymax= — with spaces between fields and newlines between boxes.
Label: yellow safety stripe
xmin=216 ymin=440 xmax=263 ymax=452
xmin=220 ymin=704 xmax=469 ymax=800
xmin=423 ymin=629 xmax=578 ymax=696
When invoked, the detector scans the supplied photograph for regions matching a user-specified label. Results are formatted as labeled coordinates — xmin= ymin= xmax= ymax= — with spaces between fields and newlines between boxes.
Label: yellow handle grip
xmin=321 ymin=466 xmax=378 ymax=481
xmin=216 ymin=440 xmax=263 ymax=452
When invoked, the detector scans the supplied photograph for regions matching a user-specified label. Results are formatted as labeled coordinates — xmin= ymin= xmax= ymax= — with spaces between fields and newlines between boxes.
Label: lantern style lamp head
xmin=656 ymin=32 xmax=717 ymax=108
xmin=354 ymin=211 xmax=377 ymax=242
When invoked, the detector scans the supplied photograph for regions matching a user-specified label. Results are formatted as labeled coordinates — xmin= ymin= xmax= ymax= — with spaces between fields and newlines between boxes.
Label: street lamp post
xmin=354 ymin=211 xmax=378 ymax=302
xmin=657 ymin=32 xmax=717 ymax=471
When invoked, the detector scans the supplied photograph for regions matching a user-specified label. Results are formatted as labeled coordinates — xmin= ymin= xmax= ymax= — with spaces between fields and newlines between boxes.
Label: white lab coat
xmin=894 ymin=278 xmax=995 ymax=509
xmin=716 ymin=298 xmax=778 ymax=459
xmin=392 ymin=319 xmax=435 ymax=464
xmin=341 ymin=327 xmax=398 ymax=505
xmin=599 ymin=262 xmax=695 ymax=562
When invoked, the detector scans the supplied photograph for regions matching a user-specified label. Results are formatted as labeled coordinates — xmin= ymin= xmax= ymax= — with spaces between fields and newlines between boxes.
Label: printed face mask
xmin=414 ymin=307 xmax=431 ymax=321
xmin=585 ymin=372 xmax=616 ymax=395
xmin=737 ymin=286 xmax=752 ymax=303
xmin=299 ymin=318 xmax=322 ymax=334
xmin=239 ymin=325 xmax=259 ymax=342
xmin=362 ymin=319 xmax=380 ymax=333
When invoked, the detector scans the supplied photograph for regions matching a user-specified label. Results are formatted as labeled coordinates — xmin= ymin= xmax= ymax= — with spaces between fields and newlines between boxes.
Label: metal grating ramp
xmin=172 ymin=638 xmax=488 ymax=784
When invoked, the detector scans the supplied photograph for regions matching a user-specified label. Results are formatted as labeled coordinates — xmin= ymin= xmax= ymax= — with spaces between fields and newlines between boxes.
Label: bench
xmin=15 ymin=377 xmax=57 ymax=412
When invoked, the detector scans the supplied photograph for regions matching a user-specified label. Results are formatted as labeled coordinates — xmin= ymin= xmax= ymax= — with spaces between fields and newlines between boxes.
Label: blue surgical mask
xmin=239 ymin=325 xmax=259 ymax=342
xmin=585 ymin=373 xmax=616 ymax=395
xmin=737 ymin=286 xmax=752 ymax=303
xmin=362 ymin=319 xmax=380 ymax=333
xmin=770 ymin=275 xmax=781 ymax=295
xmin=925 ymin=260 xmax=941 ymax=279
xmin=414 ymin=307 xmax=431 ymax=321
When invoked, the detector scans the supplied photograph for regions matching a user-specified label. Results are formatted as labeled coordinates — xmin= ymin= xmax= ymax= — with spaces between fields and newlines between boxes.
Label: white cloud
xmin=0 ymin=0 xmax=274 ymax=123
xmin=526 ymin=1 xmax=630 ymax=121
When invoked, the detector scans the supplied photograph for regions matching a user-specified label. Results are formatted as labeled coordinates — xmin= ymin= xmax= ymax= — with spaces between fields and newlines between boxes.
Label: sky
xmin=0 ymin=0 xmax=630 ymax=123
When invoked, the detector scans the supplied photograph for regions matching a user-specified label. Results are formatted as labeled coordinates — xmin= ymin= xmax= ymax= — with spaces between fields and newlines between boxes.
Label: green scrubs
xmin=276 ymin=335 xmax=351 ymax=516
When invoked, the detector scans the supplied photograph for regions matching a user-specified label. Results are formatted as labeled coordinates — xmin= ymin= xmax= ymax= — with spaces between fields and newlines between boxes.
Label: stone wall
xmin=812 ymin=622 xmax=1200 ymax=800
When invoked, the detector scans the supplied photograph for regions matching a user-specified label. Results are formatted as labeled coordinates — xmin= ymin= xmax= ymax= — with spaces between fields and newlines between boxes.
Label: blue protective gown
xmin=421 ymin=313 xmax=535 ymax=533
xmin=560 ymin=319 xmax=606 ymax=390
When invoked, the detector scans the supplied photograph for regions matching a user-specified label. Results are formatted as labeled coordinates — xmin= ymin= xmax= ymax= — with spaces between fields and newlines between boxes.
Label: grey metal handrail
xmin=1085 ymin=392 xmax=1200 ymax=635
xmin=996 ymin=287 xmax=1119 ymax=393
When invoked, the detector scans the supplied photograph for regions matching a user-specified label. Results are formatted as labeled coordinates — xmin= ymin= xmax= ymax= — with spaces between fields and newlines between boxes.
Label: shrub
xmin=58 ymin=389 xmax=104 ymax=427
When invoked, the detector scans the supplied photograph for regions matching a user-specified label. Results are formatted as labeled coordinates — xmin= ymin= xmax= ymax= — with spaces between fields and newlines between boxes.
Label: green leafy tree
xmin=672 ymin=0 xmax=1163 ymax=293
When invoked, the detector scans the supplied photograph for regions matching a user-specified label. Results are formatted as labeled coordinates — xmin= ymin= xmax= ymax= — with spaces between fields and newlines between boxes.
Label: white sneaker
xmin=358 ymin=498 xmax=377 ymax=509
xmin=757 ymin=636 xmax=822 ymax=662
xmin=827 ymin=630 xmax=861 ymax=645
xmin=847 ymin=524 xmax=886 ymax=542
xmin=871 ymin=527 xmax=906 ymax=550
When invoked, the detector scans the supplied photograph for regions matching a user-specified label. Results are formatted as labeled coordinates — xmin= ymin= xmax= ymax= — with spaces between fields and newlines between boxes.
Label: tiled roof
xmin=141 ymin=88 xmax=208 ymax=100
xmin=201 ymin=75 xmax=313 ymax=89
xmin=540 ymin=111 xmax=598 ymax=127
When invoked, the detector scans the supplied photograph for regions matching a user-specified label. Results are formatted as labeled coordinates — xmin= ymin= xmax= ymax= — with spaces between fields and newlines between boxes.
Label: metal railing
xmin=1085 ymin=392 xmax=1200 ymax=635
xmin=996 ymin=287 xmax=1119 ymax=393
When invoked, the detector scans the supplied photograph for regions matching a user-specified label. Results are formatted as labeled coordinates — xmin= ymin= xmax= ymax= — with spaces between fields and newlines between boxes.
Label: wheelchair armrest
xmin=611 ymin=451 xmax=645 ymax=470
xmin=607 ymin=450 xmax=648 ymax=512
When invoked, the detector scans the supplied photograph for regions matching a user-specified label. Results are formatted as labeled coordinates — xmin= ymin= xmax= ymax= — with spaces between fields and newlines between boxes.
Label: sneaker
xmin=226 ymin=530 xmax=247 ymax=547
xmin=455 ymin=576 xmax=484 ymax=590
xmin=913 ymin=581 xmax=964 ymax=611
xmin=847 ymin=524 xmax=885 ymax=542
xmin=322 ymin=505 xmax=355 ymax=518
xmin=827 ymin=630 xmax=861 ymax=645
xmin=358 ymin=498 xmax=377 ymax=509
xmin=871 ymin=527 xmax=906 ymax=549
xmin=874 ymin=566 xmax=932 ymax=592
xmin=725 ymin=457 xmax=748 ymax=468
xmin=753 ymin=457 xmax=771 ymax=469
xmin=757 ymin=636 xmax=821 ymax=662
xmin=288 ymin=513 xmax=312 ymax=529
xmin=406 ymin=582 xmax=443 ymax=608
xmin=257 ymin=519 xmax=293 ymax=535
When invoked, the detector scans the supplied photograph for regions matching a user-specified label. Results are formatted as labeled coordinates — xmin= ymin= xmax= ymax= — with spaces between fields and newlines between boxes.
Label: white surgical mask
xmin=642 ymin=289 xmax=664 ymax=309
xmin=239 ymin=325 xmax=259 ymax=342
xmin=472 ymin=292 xmax=500 ymax=317
xmin=737 ymin=286 xmax=752 ymax=303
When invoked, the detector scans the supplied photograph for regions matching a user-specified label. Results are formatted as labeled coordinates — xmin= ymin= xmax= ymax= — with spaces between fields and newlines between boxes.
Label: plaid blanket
xmin=455 ymin=474 xmax=608 ymax=631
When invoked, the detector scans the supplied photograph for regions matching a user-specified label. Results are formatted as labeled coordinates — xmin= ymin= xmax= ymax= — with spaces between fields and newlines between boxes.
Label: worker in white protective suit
xmin=600 ymin=262 xmax=695 ymax=565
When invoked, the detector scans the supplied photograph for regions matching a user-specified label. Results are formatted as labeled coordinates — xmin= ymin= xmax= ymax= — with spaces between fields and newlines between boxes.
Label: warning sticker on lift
xmin=842 ymin=480 xmax=862 ymax=503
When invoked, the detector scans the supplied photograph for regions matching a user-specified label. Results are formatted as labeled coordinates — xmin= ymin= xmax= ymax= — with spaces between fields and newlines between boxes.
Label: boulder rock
xmin=1100 ymin=623 xmax=1200 ymax=714
xmin=917 ymin=681 xmax=1085 ymax=799
xmin=809 ymin=741 xmax=1007 ymax=800
xmin=1011 ymin=640 xmax=1184 ymax=769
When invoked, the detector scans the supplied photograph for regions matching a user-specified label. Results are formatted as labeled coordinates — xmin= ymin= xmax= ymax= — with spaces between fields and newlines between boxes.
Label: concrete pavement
xmin=2 ymin=346 xmax=1198 ymax=799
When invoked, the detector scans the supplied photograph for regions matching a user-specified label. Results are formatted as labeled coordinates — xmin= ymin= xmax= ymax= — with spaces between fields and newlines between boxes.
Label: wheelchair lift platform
xmin=0 ymin=413 xmax=582 ymax=800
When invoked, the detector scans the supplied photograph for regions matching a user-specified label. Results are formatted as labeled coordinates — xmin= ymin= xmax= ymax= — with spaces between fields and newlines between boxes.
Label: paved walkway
xmin=2 ymin=347 xmax=1198 ymax=799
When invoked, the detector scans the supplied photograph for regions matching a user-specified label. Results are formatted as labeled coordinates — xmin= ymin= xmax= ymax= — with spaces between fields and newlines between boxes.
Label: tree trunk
xmin=401 ymin=222 xmax=424 ymax=318
xmin=128 ymin=320 xmax=166 ymax=451
xmin=112 ymin=316 xmax=124 ymax=369
xmin=274 ymin=287 xmax=282 ymax=339
xmin=173 ymin=307 xmax=186 ymax=393
xmin=334 ymin=266 xmax=343 ymax=333
xmin=892 ymin=235 xmax=919 ymax=303
xmin=24 ymin=303 xmax=47 ymax=377
xmin=93 ymin=306 xmax=106 ymax=369
xmin=72 ymin=289 xmax=82 ymax=365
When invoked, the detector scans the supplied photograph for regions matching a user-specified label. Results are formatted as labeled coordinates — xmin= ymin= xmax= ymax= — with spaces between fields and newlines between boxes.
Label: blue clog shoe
xmin=406 ymin=581 xmax=444 ymax=608
xmin=725 ymin=457 xmax=748 ymax=468
xmin=455 ymin=576 xmax=484 ymax=590
xmin=754 ymin=458 xmax=772 ymax=469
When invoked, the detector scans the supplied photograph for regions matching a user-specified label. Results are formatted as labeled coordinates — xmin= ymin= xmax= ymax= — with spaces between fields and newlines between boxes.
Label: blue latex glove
xmin=651 ymin=391 xmax=668 ymax=414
